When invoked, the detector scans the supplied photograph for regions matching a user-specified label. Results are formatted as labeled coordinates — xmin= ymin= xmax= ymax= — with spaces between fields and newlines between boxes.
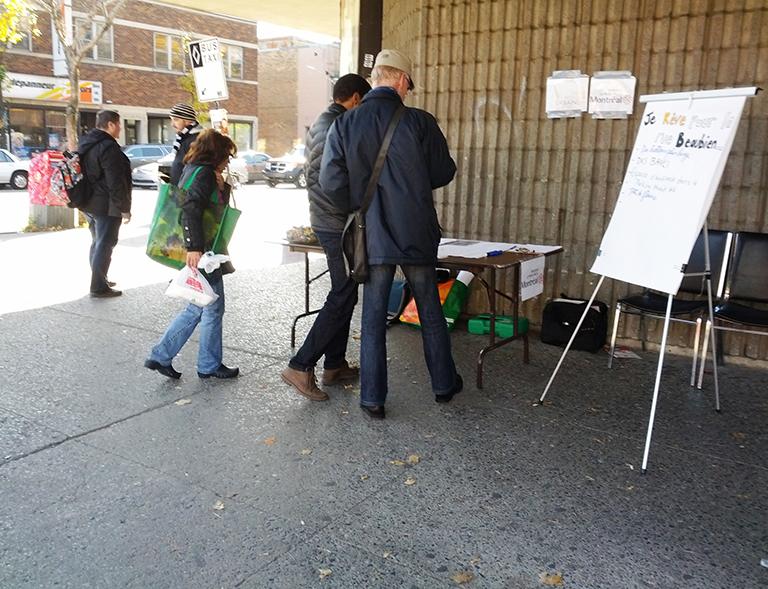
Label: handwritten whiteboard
xmin=591 ymin=93 xmax=747 ymax=294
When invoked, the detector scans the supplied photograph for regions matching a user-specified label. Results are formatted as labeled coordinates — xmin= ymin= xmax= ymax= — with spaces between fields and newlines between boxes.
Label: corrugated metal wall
xmin=384 ymin=0 xmax=768 ymax=359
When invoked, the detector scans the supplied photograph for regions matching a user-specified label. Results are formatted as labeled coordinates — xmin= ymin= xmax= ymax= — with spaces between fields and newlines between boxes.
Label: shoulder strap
xmin=359 ymin=104 xmax=406 ymax=214
xmin=181 ymin=165 xmax=203 ymax=190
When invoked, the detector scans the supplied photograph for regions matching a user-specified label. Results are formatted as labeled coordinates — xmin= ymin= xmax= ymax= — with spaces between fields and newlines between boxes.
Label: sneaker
xmin=435 ymin=373 xmax=463 ymax=403
xmin=321 ymin=361 xmax=360 ymax=386
xmin=281 ymin=367 xmax=329 ymax=401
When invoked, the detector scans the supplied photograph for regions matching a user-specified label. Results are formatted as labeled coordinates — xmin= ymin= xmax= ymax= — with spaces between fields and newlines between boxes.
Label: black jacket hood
xmin=78 ymin=128 xmax=115 ymax=154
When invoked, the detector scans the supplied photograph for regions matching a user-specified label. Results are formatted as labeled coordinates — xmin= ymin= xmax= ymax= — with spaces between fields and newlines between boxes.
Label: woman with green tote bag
xmin=145 ymin=129 xmax=240 ymax=380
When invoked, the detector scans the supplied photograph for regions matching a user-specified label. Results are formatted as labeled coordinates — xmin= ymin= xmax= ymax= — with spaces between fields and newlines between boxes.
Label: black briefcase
xmin=540 ymin=295 xmax=608 ymax=352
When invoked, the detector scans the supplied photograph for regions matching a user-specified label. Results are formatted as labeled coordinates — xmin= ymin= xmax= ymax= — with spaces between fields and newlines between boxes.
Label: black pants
xmin=86 ymin=213 xmax=121 ymax=293
xmin=289 ymin=229 xmax=359 ymax=371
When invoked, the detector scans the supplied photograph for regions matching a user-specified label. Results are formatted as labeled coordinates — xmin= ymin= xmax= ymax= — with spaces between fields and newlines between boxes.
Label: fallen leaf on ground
xmin=383 ymin=551 xmax=392 ymax=558
xmin=213 ymin=500 xmax=225 ymax=511
xmin=625 ymin=485 xmax=635 ymax=491
xmin=469 ymin=555 xmax=481 ymax=565
xmin=360 ymin=474 xmax=369 ymax=481
xmin=539 ymin=571 xmax=564 ymax=586
xmin=174 ymin=398 xmax=192 ymax=406
xmin=451 ymin=571 xmax=474 ymax=584
xmin=300 ymin=448 xmax=312 ymax=455
xmin=389 ymin=459 xmax=406 ymax=466
xmin=340 ymin=410 xmax=349 ymax=415
xmin=404 ymin=477 xmax=417 ymax=486
xmin=406 ymin=454 xmax=421 ymax=465
xmin=344 ymin=384 xmax=354 ymax=390
xmin=625 ymin=463 xmax=634 ymax=470
xmin=730 ymin=432 xmax=746 ymax=441
xmin=318 ymin=568 xmax=332 ymax=579
xmin=264 ymin=437 xmax=276 ymax=446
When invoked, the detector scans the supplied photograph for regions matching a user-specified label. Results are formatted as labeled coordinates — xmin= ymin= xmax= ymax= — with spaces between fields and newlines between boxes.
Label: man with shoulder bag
xmin=320 ymin=49 xmax=463 ymax=420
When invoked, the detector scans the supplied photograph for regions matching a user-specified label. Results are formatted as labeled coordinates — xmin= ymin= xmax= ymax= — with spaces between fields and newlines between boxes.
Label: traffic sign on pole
xmin=188 ymin=38 xmax=229 ymax=103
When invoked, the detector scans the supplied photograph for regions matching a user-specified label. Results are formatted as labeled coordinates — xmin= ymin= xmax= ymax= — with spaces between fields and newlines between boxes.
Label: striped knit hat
xmin=169 ymin=103 xmax=197 ymax=122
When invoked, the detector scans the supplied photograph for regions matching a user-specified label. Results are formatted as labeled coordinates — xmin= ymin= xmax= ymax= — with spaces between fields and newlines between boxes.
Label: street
xmin=0 ymin=182 xmax=316 ymax=315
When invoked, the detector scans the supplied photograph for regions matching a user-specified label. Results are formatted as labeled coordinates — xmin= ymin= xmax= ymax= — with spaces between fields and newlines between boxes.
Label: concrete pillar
xmin=29 ymin=204 xmax=76 ymax=229
xmin=339 ymin=0 xmax=382 ymax=77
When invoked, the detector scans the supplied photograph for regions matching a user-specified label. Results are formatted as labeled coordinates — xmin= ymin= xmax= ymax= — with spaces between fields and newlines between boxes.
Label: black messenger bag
xmin=342 ymin=104 xmax=405 ymax=283
xmin=540 ymin=294 xmax=608 ymax=352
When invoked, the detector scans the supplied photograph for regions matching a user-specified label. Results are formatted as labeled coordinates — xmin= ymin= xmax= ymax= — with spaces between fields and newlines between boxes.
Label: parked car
xmin=132 ymin=160 xmax=162 ymax=189
xmin=263 ymin=145 xmax=307 ymax=188
xmin=145 ymin=151 xmax=247 ymax=188
xmin=123 ymin=143 xmax=173 ymax=169
xmin=237 ymin=151 xmax=271 ymax=183
xmin=0 ymin=148 xmax=30 ymax=189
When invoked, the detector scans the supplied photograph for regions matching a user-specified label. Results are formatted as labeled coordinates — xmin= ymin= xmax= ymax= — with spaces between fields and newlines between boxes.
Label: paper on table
xmin=438 ymin=238 xmax=561 ymax=259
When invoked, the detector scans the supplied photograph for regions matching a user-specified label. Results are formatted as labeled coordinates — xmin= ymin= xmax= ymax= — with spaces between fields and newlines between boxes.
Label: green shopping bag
xmin=146 ymin=166 xmax=241 ymax=269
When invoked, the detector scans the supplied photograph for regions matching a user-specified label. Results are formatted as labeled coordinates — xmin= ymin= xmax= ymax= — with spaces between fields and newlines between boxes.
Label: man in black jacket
xmin=169 ymin=103 xmax=202 ymax=186
xmin=281 ymin=74 xmax=371 ymax=402
xmin=79 ymin=110 xmax=132 ymax=298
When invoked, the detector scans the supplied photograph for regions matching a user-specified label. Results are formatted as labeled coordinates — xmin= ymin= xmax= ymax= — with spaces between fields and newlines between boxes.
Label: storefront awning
xmin=157 ymin=0 xmax=340 ymax=38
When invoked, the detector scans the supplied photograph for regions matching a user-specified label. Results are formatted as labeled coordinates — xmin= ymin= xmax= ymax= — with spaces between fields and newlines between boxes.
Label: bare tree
xmin=41 ymin=0 xmax=128 ymax=148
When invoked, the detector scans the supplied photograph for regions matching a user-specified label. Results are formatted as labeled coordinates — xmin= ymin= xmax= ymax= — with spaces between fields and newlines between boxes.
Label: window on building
xmin=148 ymin=117 xmax=174 ymax=144
xmin=222 ymin=44 xmax=243 ymax=79
xmin=229 ymin=122 xmax=252 ymax=151
xmin=8 ymin=31 xmax=32 ymax=51
xmin=154 ymin=33 xmax=185 ymax=71
xmin=75 ymin=18 xmax=113 ymax=61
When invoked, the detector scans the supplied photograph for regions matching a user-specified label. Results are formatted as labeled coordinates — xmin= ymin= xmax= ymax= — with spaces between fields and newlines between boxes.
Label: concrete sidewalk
xmin=1 ymin=262 xmax=766 ymax=588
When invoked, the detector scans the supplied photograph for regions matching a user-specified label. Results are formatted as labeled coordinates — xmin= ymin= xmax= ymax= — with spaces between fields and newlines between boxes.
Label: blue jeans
xmin=361 ymin=264 xmax=457 ymax=407
xmin=148 ymin=269 xmax=225 ymax=374
xmin=290 ymin=230 xmax=359 ymax=371
xmin=86 ymin=213 xmax=121 ymax=293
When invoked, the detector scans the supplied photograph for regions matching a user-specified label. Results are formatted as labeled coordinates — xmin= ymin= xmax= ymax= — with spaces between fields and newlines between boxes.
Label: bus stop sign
xmin=188 ymin=38 xmax=229 ymax=103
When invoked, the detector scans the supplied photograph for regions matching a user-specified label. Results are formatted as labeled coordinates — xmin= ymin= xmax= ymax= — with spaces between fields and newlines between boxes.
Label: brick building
xmin=2 ymin=0 xmax=259 ymax=155
xmin=257 ymin=37 xmax=339 ymax=156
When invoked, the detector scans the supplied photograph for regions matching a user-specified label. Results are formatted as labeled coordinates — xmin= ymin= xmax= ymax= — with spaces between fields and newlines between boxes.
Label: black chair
xmin=697 ymin=231 xmax=768 ymax=388
xmin=608 ymin=229 xmax=733 ymax=386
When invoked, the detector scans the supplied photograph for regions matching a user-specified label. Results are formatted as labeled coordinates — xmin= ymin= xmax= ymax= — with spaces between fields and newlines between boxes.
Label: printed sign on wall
xmin=6 ymin=73 xmax=102 ymax=104
xmin=589 ymin=72 xmax=636 ymax=118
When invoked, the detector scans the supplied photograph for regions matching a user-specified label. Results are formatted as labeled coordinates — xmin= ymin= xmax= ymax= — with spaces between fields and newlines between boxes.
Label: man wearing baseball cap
xmin=320 ymin=49 xmax=462 ymax=420
xmin=168 ymin=103 xmax=202 ymax=185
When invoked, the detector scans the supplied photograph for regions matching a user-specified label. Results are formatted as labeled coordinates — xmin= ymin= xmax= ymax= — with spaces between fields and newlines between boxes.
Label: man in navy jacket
xmin=320 ymin=49 xmax=463 ymax=419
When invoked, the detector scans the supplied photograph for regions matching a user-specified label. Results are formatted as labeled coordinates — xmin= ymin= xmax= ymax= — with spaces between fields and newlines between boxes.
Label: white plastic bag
xmin=197 ymin=251 xmax=230 ymax=273
xmin=164 ymin=266 xmax=219 ymax=307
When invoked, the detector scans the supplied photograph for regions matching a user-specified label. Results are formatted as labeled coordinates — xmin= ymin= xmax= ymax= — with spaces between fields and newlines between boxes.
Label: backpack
xmin=56 ymin=139 xmax=106 ymax=209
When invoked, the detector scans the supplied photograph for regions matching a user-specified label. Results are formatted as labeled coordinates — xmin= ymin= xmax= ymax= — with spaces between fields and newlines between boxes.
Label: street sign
xmin=188 ymin=38 xmax=229 ymax=103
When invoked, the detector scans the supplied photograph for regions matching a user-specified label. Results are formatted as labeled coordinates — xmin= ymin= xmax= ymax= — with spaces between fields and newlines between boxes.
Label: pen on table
xmin=486 ymin=250 xmax=504 ymax=256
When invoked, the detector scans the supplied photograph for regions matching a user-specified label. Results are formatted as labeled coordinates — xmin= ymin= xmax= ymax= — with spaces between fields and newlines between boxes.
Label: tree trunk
xmin=66 ymin=62 xmax=80 ymax=150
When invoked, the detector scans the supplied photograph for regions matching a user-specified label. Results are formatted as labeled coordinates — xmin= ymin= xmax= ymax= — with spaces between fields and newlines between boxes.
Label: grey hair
xmin=371 ymin=65 xmax=402 ymax=86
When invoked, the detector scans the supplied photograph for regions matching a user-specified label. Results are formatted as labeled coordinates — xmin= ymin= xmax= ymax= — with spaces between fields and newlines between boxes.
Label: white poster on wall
xmin=546 ymin=71 xmax=589 ymax=117
xmin=591 ymin=90 xmax=749 ymax=294
xmin=589 ymin=73 xmax=636 ymax=117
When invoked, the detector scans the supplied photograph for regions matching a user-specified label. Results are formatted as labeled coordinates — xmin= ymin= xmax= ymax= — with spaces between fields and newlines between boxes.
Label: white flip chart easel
xmin=540 ymin=86 xmax=758 ymax=472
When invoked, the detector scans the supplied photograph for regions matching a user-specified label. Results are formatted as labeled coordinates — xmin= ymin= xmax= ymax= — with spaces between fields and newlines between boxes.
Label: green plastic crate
xmin=467 ymin=314 xmax=529 ymax=338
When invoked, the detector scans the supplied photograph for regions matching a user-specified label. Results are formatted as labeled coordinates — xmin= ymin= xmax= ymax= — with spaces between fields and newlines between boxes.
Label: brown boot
xmin=321 ymin=361 xmax=360 ymax=386
xmin=281 ymin=367 xmax=329 ymax=401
